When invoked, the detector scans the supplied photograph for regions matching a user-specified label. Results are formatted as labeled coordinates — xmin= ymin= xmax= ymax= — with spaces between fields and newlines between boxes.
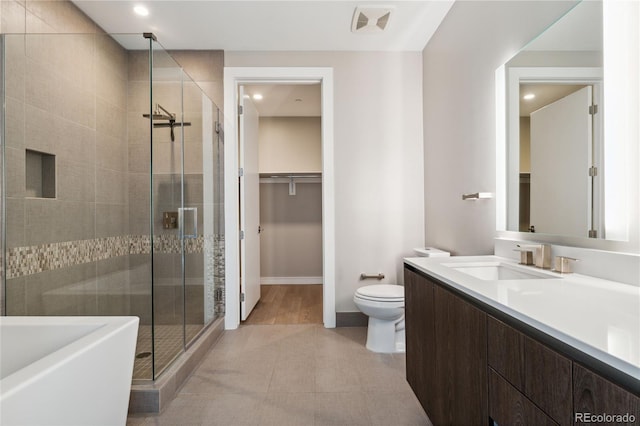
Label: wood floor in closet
xmin=244 ymin=284 xmax=323 ymax=325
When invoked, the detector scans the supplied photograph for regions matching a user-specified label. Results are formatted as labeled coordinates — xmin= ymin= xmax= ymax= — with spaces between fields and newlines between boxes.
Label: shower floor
xmin=133 ymin=323 xmax=204 ymax=380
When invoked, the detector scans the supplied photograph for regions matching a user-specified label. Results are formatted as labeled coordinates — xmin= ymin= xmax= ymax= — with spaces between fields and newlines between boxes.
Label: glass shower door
xmin=149 ymin=41 xmax=217 ymax=376
xmin=150 ymin=46 xmax=185 ymax=377
xmin=182 ymin=79 xmax=217 ymax=346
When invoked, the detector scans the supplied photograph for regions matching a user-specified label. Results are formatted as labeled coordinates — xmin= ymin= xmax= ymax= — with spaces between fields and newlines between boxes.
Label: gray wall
xmin=258 ymin=117 xmax=322 ymax=174
xmin=421 ymin=0 xmax=577 ymax=255
xmin=258 ymin=116 xmax=322 ymax=281
xmin=259 ymin=182 xmax=323 ymax=279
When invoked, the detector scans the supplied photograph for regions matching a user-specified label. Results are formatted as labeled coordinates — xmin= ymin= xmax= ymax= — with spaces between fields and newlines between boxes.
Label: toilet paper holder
xmin=360 ymin=273 xmax=385 ymax=280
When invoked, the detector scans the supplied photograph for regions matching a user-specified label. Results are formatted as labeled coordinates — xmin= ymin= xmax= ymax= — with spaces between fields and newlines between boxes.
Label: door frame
xmin=500 ymin=66 xmax=603 ymax=234
xmin=223 ymin=67 xmax=335 ymax=329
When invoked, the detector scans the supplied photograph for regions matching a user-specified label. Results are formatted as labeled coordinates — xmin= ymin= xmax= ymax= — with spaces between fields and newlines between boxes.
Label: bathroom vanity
xmin=403 ymin=256 xmax=639 ymax=426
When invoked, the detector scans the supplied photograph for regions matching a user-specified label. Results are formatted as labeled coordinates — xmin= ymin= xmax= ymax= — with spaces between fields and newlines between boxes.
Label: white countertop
xmin=404 ymin=255 xmax=640 ymax=382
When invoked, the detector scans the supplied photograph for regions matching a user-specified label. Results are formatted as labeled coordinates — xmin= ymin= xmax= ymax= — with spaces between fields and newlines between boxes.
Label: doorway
xmin=223 ymin=67 xmax=335 ymax=330
xmin=242 ymin=84 xmax=323 ymax=324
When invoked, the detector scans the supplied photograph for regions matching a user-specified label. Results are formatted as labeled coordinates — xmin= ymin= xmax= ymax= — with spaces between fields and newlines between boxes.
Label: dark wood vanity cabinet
xmin=404 ymin=265 xmax=640 ymax=426
xmin=488 ymin=317 xmax=573 ymax=426
xmin=404 ymin=268 xmax=487 ymax=426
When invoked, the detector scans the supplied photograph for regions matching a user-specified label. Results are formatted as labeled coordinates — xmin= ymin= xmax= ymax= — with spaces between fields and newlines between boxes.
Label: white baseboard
xmin=260 ymin=276 xmax=323 ymax=285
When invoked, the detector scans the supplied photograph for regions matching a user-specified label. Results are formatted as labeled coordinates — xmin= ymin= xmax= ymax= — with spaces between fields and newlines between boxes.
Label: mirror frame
xmin=505 ymin=66 xmax=603 ymax=235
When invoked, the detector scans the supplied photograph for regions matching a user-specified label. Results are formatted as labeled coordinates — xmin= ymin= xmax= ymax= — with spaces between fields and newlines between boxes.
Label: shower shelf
xmin=25 ymin=149 xmax=56 ymax=199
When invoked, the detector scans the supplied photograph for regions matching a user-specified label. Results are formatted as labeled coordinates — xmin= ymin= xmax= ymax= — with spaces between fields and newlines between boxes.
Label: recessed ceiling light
xmin=523 ymin=93 xmax=535 ymax=101
xmin=253 ymin=94 xmax=263 ymax=101
xmin=134 ymin=5 xmax=149 ymax=17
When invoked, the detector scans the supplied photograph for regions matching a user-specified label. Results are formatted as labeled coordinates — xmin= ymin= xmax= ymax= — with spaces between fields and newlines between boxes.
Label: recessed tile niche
xmin=25 ymin=149 xmax=56 ymax=198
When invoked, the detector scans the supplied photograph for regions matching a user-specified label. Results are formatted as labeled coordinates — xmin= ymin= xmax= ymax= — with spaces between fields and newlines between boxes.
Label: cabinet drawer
xmin=488 ymin=315 xmax=525 ymax=388
xmin=488 ymin=316 xmax=573 ymax=425
xmin=489 ymin=368 xmax=558 ymax=426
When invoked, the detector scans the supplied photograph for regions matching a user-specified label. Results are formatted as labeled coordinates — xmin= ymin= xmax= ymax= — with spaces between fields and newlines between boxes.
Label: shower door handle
xmin=179 ymin=207 xmax=198 ymax=239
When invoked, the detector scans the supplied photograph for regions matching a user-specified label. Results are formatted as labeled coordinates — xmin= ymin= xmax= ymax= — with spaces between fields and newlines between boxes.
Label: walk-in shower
xmin=0 ymin=32 xmax=225 ymax=384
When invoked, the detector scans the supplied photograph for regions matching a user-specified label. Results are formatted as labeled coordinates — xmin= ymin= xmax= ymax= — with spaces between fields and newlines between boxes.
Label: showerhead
xmin=141 ymin=103 xmax=190 ymax=141
xmin=142 ymin=103 xmax=175 ymax=121
xmin=142 ymin=113 xmax=171 ymax=120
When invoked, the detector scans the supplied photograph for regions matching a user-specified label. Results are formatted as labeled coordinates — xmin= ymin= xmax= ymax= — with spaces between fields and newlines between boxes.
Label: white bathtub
xmin=0 ymin=316 xmax=139 ymax=426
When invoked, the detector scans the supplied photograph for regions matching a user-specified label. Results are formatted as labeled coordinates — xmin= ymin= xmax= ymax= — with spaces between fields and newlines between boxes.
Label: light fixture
xmin=252 ymin=94 xmax=263 ymax=101
xmin=523 ymin=93 xmax=535 ymax=100
xmin=133 ymin=5 xmax=149 ymax=17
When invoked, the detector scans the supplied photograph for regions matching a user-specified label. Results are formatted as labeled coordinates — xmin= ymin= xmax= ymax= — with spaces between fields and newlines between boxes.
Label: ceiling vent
xmin=351 ymin=6 xmax=394 ymax=33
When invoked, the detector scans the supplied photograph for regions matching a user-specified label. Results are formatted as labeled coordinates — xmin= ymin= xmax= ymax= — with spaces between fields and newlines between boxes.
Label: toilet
xmin=354 ymin=247 xmax=450 ymax=353
xmin=354 ymin=284 xmax=406 ymax=353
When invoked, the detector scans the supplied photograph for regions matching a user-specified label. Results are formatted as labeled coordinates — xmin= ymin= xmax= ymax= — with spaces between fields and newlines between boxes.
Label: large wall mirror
xmin=496 ymin=0 xmax=639 ymax=252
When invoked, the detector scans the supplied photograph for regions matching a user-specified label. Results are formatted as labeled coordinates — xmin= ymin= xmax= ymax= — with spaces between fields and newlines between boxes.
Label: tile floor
xmin=127 ymin=324 xmax=432 ymax=425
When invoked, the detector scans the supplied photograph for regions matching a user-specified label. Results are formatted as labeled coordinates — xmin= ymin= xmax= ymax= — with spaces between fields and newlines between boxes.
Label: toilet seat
xmin=355 ymin=284 xmax=404 ymax=302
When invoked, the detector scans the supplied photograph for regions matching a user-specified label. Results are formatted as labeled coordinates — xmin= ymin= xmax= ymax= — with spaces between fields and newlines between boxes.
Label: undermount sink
xmin=443 ymin=262 xmax=557 ymax=281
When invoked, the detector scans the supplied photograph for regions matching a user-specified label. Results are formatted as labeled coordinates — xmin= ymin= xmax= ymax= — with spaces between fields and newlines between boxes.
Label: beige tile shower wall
xmin=258 ymin=117 xmax=322 ymax=174
xmin=167 ymin=50 xmax=224 ymax=112
xmin=259 ymin=182 xmax=323 ymax=278
xmin=4 ymin=33 xmax=129 ymax=248
xmin=126 ymin=49 xmax=153 ymax=299
xmin=127 ymin=50 xmax=151 ymax=237
xmin=1 ymin=0 xmax=130 ymax=316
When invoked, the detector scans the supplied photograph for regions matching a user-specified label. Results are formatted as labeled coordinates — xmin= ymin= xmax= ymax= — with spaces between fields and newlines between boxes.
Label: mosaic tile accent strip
xmin=6 ymin=234 xmax=210 ymax=279
xmin=214 ymin=235 xmax=225 ymax=316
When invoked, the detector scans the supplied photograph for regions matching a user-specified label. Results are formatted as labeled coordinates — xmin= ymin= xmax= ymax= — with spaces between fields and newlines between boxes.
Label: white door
xmin=239 ymin=86 xmax=261 ymax=320
xmin=530 ymin=86 xmax=592 ymax=237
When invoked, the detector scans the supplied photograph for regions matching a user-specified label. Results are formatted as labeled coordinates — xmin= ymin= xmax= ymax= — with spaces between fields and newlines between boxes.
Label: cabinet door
xmin=574 ymin=364 xmax=640 ymax=425
xmin=522 ymin=335 xmax=572 ymax=425
xmin=403 ymin=269 xmax=435 ymax=417
xmin=434 ymin=284 xmax=488 ymax=425
xmin=488 ymin=316 xmax=573 ymax=426
xmin=489 ymin=368 xmax=559 ymax=426
xmin=488 ymin=316 xmax=525 ymax=389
